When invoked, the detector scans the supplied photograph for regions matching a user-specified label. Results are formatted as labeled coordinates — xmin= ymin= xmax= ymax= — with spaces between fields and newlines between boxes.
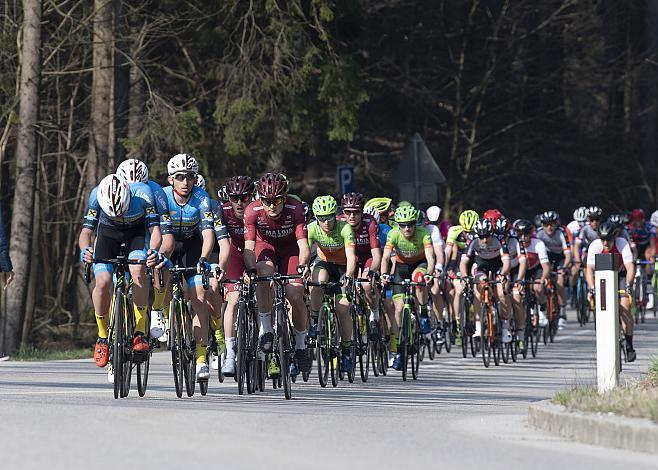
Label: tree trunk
xmin=86 ymin=0 xmax=114 ymax=187
xmin=20 ymin=192 xmax=39 ymax=349
xmin=3 ymin=0 xmax=42 ymax=354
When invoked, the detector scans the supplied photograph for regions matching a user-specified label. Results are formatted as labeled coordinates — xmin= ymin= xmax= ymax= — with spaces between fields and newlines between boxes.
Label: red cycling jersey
xmin=222 ymin=203 xmax=245 ymax=251
xmin=337 ymin=213 xmax=380 ymax=265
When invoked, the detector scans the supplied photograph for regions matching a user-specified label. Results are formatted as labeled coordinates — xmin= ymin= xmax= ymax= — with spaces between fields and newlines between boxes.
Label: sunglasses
xmin=229 ymin=194 xmax=251 ymax=203
xmin=261 ymin=196 xmax=285 ymax=207
xmin=588 ymin=218 xmax=601 ymax=222
xmin=173 ymin=172 xmax=196 ymax=182
xmin=317 ymin=215 xmax=336 ymax=223
xmin=344 ymin=209 xmax=362 ymax=216
xmin=398 ymin=223 xmax=415 ymax=229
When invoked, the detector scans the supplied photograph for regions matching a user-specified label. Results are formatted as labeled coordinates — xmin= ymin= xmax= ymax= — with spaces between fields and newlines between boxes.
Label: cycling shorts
xmin=171 ymin=234 xmax=204 ymax=287
xmin=473 ymin=256 xmax=502 ymax=278
xmin=93 ymin=224 xmax=146 ymax=276
xmin=312 ymin=260 xmax=347 ymax=296
xmin=256 ymin=240 xmax=302 ymax=284
xmin=224 ymin=244 xmax=245 ymax=293
xmin=392 ymin=260 xmax=427 ymax=296
xmin=547 ymin=252 xmax=566 ymax=270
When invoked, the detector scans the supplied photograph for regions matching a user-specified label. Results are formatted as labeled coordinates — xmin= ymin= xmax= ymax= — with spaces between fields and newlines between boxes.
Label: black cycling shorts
xmin=312 ymin=259 xmax=347 ymax=296
xmin=94 ymin=223 xmax=146 ymax=260
xmin=392 ymin=260 xmax=427 ymax=296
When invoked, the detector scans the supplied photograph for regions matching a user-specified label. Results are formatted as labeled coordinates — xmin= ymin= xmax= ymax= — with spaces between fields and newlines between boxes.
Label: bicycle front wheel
xmin=277 ymin=305 xmax=292 ymax=400
xmin=170 ymin=298 xmax=184 ymax=398
xmin=111 ymin=292 xmax=124 ymax=400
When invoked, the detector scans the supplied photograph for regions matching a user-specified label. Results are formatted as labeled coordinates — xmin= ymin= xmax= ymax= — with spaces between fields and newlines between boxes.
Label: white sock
xmin=259 ymin=312 xmax=273 ymax=334
xmin=225 ymin=337 xmax=236 ymax=358
xmin=369 ymin=309 xmax=379 ymax=322
xmin=294 ymin=329 xmax=307 ymax=350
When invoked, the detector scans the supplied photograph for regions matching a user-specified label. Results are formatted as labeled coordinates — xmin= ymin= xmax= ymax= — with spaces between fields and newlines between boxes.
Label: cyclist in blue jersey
xmin=78 ymin=174 xmax=161 ymax=371
xmin=195 ymin=174 xmax=231 ymax=371
xmin=157 ymin=154 xmax=216 ymax=380
xmin=117 ymin=158 xmax=173 ymax=341
xmin=627 ymin=208 xmax=656 ymax=262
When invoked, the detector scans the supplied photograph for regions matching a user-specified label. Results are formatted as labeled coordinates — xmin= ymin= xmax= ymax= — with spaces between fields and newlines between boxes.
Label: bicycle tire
xmin=444 ymin=320 xmax=452 ymax=353
xmin=428 ymin=332 xmax=437 ymax=360
xmin=182 ymin=302 xmax=195 ymax=398
xmin=481 ymin=312 xmax=491 ymax=368
xmin=459 ymin=296 xmax=469 ymax=358
xmin=170 ymin=298 xmax=184 ymax=398
xmin=277 ymin=304 xmax=292 ymax=400
xmin=400 ymin=307 xmax=409 ymax=381
xmin=359 ymin=315 xmax=370 ymax=382
xmin=236 ymin=298 xmax=248 ymax=395
xmin=137 ymin=349 xmax=150 ymax=397
xmin=411 ymin=318 xmax=420 ymax=380
xmin=111 ymin=291 xmax=125 ymax=399
xmin=317 ymin=305 xmax=330 ymax=388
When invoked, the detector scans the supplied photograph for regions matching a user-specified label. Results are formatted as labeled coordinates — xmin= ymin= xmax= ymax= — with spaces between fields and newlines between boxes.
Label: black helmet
xmin=513 ymin=218 xmax=534 ymax=235
xmin=587 ymin=205 xmax=603 ymax=219
xmin=539 ymin=210 xmax=559 ymax=225
xmin=474 ymin=219 xmax=494 ymax=238
xmin=607 ymin=214 xmax=624 ymax=227
xmin=533 ymin=214 xmax=542 ymax=228
xmin=598 ymin=221 xmax=616 ymax=241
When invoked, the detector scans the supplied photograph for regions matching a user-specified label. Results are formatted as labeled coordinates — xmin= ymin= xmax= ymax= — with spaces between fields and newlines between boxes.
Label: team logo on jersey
xmin=162 ymin=214 xmax=172 ymax=222
xmin=204 ymin=211 xmax=213 ymax=219
xmin=146 ymin=207 xmax=156 ymax=215
xmin=214 ymin=220 xmax=223 ymax=229
xmin=86 ymin=209 xmax=98 ymax=218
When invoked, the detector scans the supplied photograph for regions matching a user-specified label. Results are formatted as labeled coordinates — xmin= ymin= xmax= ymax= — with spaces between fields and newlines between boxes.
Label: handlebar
xmin=83 ymin=258 xmax=148 ymax=284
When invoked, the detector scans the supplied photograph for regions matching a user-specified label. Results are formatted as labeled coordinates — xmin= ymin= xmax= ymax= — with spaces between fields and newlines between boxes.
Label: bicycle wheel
xmin=137 ymin=349 xmax=150 ymax=397
xmin=459 ymin=297 xmax=468 ymax=358
xmin=316 ymin=306 xmax=330 ymax=388
xmin=411 ymin=318 xmax=420 ymax=380
xmin=481 ymin=312 xmax=491 ymax=368
xmin=444 ymin=319 xmax=452 ymax=353
xmin=358 ymin=314 xmax=370 ymax=382
xmin=111 ymin=291 xmax=124 ymax=399
xmin=236 ymin=298 xmax=248 ymax=395
xmin=428 ymin=331 xmax=437 ymax=360
xmin=277 ymin=303 xmax=292 ymax=400
xmin=400 ymin=308 xmax=409 ymax=381
xmin=170 ymin=298 xmax=184 ymax=398
xmin=182 ymin=303 xmax=195 ymax=398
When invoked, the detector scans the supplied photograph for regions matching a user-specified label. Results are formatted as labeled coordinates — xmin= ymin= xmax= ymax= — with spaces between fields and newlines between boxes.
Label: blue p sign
xmin=337 ymin=166 xmax=354 ymax=196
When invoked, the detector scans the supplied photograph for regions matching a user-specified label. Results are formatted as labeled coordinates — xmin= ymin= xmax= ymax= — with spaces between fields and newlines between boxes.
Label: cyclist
xmin=365 ymin=197 xmax=394 ymax=227
xmin=381 ymin=205 xmax=436 ymax=370
xmin=585 ymin=221 xmax=636 ymax=362
xmin=424 ymin=206 xmax=447 ymax=341
xmin=567 ymin=206 xmax=587 ymax=290
xmin=536 ymin=210 xmax=572 ymax=329
xmin=243 ymin=172 xmax=312 ymax=375
xmin=159 ymin=154 xmax=216 ymax=381
xmin=514 ymin=219 xmax=551 ymax=327
xmin=195 ymin=174 xmax=230 ymax=369
xmin=218 ymin=176 xmax=254 ymax=376
xmin=79 ymin=174 xmax=161 ymax=370
xmin=626 ymin=208 xmax=656 ymax=263
xmin=116 ymin=158 xmax=173 ymax=341
xmin=498 ymin=218 xmax=526 ymax=343
xmin=460 ymin=218 xmax=512 ymax=343
xmin=339 ymin=192 xmax=382 ymax=338
xmin=307 ymin=195 xmax=357 ymax=373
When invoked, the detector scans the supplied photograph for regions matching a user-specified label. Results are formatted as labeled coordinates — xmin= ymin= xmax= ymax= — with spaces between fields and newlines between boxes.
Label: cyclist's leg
xmin=361 ymin=260 xmax=380 ymax=322
xmin=310 ymin=261 xmax=330 ymax=331
xmin=412 ymin=263 xmax=431 ymax=334
xmin=254 ymin=243 xmax=275 ymax=337
xmin=618 ymin=277 xmax=635 ymax=359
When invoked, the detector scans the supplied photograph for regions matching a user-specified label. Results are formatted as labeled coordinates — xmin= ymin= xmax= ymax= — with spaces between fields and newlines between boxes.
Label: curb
xmin=528 ymin=400 xmax=658 ymax=454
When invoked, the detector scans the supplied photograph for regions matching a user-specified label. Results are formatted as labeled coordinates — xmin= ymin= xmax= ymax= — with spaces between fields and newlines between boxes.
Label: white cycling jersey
xmin=463 ymin=236 xmax=507 ymax=261
xmin=536 ymin=227 xmax=569 ymax=255
xmin=586 ymin=238 xmax=633 ymax=271
xmin=520 ymin=237 xmax=549 ymax=270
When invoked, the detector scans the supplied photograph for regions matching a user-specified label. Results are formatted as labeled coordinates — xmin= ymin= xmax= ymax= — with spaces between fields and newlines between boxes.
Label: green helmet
xmin=397 ymin=200 xmax=412 ymax=208
xmin=459 ymin=210 xmax=479 ymax=232
xmin=394 ymin=205 xmax=419 ymax=224
xmin=364 ymin=197 xmax=392 ymax=214
xmin=312 ymin=195 xmax=338 ymax=216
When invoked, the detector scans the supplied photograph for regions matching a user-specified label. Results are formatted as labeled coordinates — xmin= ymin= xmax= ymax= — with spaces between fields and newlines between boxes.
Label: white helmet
xmin=195 ymin=174 xmax=206 ymax=190
xmin=426 ymin=205 xmax=442 ymax=223
xmin=363 ymin=205 xmax=380 ymax=224
xmin=167 ymin=153 xmax=198 ymax=175
xmin=98 ymin=174 xmax=131 ymax=217
xmin=117 ymin=159 xmax=149 ymax=183
xmin=650 ymin=210 xmax=658 ymax=228
xmin=573 ymin=206 xmax=587 ymax=223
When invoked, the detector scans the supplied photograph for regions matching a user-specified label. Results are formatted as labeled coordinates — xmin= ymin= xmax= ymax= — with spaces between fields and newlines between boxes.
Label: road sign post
xmin=337 ymin=166 xmax=354 ymax=197
xmin=594 ymin=253 xmax=620 ymax=394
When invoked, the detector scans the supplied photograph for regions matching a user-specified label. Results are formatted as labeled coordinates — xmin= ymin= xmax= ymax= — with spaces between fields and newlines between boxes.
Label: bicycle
xmin=574 ymin=265 xmax=591 ymax=326
xmin=632 ymin=259 xmax=651 ymax=324
xmin=544 ymin=270 xmax=560 ymax=344
xmin=516 ymin=279 xmax=541 ymax=359
xmin=431 ymin=274 xmax=453 ymax=356
xmin=475 ymin=276 xmax=503 ymax=368
xmin=84 ymin=246 xmax=152 ymax=399
xmin=385 ymin=279 xmax=424 ymax=381
xmin=457 ymin=275 xmax=477 ymax=359
xmin=252 ymin=273 xmax=301 ymax=400
xmin=166 ymin=264 xmax=209 ymax=398
xmin=307 ymin=280 xmax=341 ymax=388
xmin=346 ymin=278 xmax=373 ymax=383
xmin=369 ymin=289 xmax=390 ymax=377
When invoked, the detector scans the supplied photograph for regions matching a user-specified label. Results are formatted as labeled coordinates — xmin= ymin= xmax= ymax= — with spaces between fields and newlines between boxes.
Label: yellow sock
xmin=134 ymin=304 xmax=148 ymax=334
xmin=163 ymin=305 xmax=170 ymax=323
xmin=390 ymin=333 xmax=398 ymax=353
xmin=96 ymin=315 xmax=109 ymax=339
xmin=152 ymin=287 xmax=166 ymax=311
xmin=210 ymin=315 xmax=221 ymax=332
xmin=196 ymin=343 xmax=207 ymax=364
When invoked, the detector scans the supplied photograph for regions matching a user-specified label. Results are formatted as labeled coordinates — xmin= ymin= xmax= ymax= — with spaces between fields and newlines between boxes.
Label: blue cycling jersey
xmin=210 ymin=198 xmax=230 ymax=241
xmin=378 ymin=223 xmax=392 ymax=247
xmin=147 ymin=180 xmax=172 ymax=235
xmin=82 ymin=182 xmax=159 ymax=231
xmin=163 ymin=185 xmax=214 ymax=240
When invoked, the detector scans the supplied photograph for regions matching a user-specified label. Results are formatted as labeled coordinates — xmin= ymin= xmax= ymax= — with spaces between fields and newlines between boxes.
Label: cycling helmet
xmin=598 ymin=221 xmax=616 ymax=241
xmin=364 ymin=197 xmax=392 ymax=214
xmin=226 ymin=175 xmax=254 ymax=196
xmin=394 ymin=205 xmax=419 ymax=224
xmin=630 ymin=208 xmax=645 ymax=222
xmin=341 ymin=192 xmax=365 ymax=210
xmin=458 ymin=210 xmax=479 ymax=232
xmin=650 ymin=210 xmax=658 ymax=228
xmin=97 ymin=174 xmax=131 ymax=217
xmin=257 ymin=172 xmax=288 ymax=198
xmin=167 ymin=153 xmax=198 ymax=175
xmin=312 ymin=195 xmax=338 ymax=216
xmin=533 ymin=214 xmax=542 ymax=228
xmin=116 ymin=159 xmax=148 ymax=183
xmin=495 ymin=217 xmax=510 ymax=235
xmin=573 ymin=206 xmax=587 ymax=223
xmin=217 ymin=185 xmax=229 ymax=202
xmin=513 ymin=218 xmax=534 ymax=235
xmin=483 ymin=209 xmax=503 ymax=224
xmin=586 ymin=205 xmax=603 ymax=219
xmin=474 ymin=218 xmax=494 ymax=238
xmin=195 ymin=174 xmax=206 ymax=190
xmin=363 ymin=206 xmax=380 ymax=223
xmin=416 ymin=210 xmax=426 ymax=225
xmin=539 ymin=210 xmax=559 ymax=224
xmin=397 ymin=200 xmax=412 ymax=208
xmin=607 ymin=214 xmax=624 ymax=227
xmin=426 ymin=205 xmax=441 ymax=223
xmin=302 ymin=202 xmax=311 ymax=223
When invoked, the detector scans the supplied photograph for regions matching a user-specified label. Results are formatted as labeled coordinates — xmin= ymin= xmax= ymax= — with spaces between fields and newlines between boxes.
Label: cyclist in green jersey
xmin=308 ymin=195 xmax=357 ymax=373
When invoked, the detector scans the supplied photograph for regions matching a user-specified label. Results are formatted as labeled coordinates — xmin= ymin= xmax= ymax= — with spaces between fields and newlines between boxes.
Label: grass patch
xmin=8 ymin=346 xmax=90 ymax=362
xmin=552 ymin=357 xmax=658 ymax=423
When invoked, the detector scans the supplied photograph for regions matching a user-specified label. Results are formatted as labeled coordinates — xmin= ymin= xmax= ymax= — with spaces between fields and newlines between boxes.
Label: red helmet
xmin=257 ymin=172 xmax=288 ymax=198
xmin=483 ymin=209 xmax=503 ymax=224
xmin=342 ymin=192 xmax=364 ymax=210
xmin=630 ymin=208 xmax=645 ymax=222
xmin=226 ymin=175 xmax=254 ymax=196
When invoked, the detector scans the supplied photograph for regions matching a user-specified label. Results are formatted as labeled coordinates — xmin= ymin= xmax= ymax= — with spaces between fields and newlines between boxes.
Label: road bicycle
xmin=385 ymin=279 xmax=424 ymax=381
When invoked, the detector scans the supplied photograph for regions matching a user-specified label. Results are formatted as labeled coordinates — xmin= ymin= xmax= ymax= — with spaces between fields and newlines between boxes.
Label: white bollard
xmin=595 ymin=253 xmax=620 ymax=393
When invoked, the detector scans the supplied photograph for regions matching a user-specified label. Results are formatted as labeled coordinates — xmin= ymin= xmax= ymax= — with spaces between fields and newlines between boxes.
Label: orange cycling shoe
xmin=132 ymin=333 xmax=149 ymax=352
xmin=94 ymin=338 xmax=109 ymax=367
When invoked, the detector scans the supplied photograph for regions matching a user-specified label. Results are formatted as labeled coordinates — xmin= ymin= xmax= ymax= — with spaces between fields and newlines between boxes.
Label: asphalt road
xmin=1 ymin=309 xmax=657 ymax=470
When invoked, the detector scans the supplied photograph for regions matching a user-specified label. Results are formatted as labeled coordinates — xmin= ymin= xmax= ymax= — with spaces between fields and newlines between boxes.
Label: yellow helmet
xmin=459 ymin=209 xmax=479 ymax=232
xmin=364 ymin=197 xmax=392 ymax=214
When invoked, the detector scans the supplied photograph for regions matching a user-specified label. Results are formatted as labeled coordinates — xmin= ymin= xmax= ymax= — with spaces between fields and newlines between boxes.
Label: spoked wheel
xmin=183 ymin=308 xmax=196 ymax=398
xmin=170 ymin=300 xmax=184 ymax=398
xmin=400 ymin=311 xmax=409 ymax=381
xmin=379 ymin=339 xmax=389 ymax=376
xmin=444 ymin=321 xmax=452 ymax=353
xmin=428 ymin=333 xmax=437 ymax=360
xmin=511 ymin=336 xmax=519 ymax=363
xmin=481 ymin=315 xmax=492 ymax=368
xmin=330 ymin=347 xmax=338 ymax=387
xmin=136 ymin=350 xmax=150 ymax=397
xmin=121 ymin=352 xmax=132 ymax=398
xmin=370 ymin=339 xmax=380 ymax=377
xmin=277 ymin=310 xmax=293 ymax=400
xmin=317 ymin=309 xmax=330 ymax=388
xmin=411 ymin=324 xmax=420 ymax=380
xmin=111 ymin=294 xmax=125 ymax=399
xmin=199 ymin=372 xmax=209 ymax=396
xmin=358 ymin=321 xmax=370 ymax=383
xmin=236 ymin=301 xmax=248 ymax=395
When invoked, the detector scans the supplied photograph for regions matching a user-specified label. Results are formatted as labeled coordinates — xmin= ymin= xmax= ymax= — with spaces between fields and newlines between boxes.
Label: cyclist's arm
xmin=201 ymin=228 xmax=214 ymax=259
xmin=540 ymin=261 xmax=550 ymax=283
xmin=459 ymin=254 xmax=469 ymax=278
xmin=297 ymin=238 xmax=311 ymax=267
xmin=78 ymin=227 xmax=94 ymax=254
xmin=574 ymin=238 xmax=582 ymax=264
xmin=370 ymin=247 xmax=382 ymax=273
xmin=424 ymin=245 xmax=436 ymax=274
xmin=381 ymin=246 xmax=393 ymax=275
xmin=147 ymin=225 xmax=161 ymax=252
xmin=500 ymin=255 xmax=510 ymax=276
xmin=218 ymin=237 xmax=231 ymax=273
xmin=619 ymin=239 xmax=635 ymax=285
xmin=560 ymin=232 xmax=571 ymax=266
xmin=443 ymin=243 xmax=454 ymax=268
xmin=244 ymin=240 xmax=256 ymax=271
xmin=345 ymin=244 xmax=357 ymax=278
xmin=517 ymin=254 xmax=527 ymax=281
xmin=243 ymin=207 xmax=257 ymax=271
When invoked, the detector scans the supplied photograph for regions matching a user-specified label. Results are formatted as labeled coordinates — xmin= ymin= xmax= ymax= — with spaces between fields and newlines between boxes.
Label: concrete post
xmin=595 ymin=253 xmax=620 ymax=393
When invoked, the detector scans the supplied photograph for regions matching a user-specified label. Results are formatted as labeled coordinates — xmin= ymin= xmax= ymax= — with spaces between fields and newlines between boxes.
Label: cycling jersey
xmin=210 ymin=198 xmax=229 ymax=241
xmin=446 ymin=225 xmax=472 ymax=252
xmin=221 ymin=203 xmax=245 ymax=250
xmin=378 ymin=223 xmax=392 ymax=247
xmin=83 ymin=182 xmax=159 ymax=231
xmin=577 ymin=224 xmax=599 ymax=246
xmin=586 ymin=238 xmax=633 ymax=272
xmin=626 ymin=222 xmax=656 ymax=248
xmin=566 ymin=220 xmax=582 ymax=240
xmin=520 ymin=237 xmax=549 ymax=270
xmin=337 ymin=213 xmax=380 ymax=264
xmin=462 ymin=237 xmax=508 ymax=261
xmin=243 ymin=198 xmax=307 ymax=247
xmin=162 ymin=186 xmax=214 ymax=240
xmin=307 ymin=220 xmax=355 ymax=265
xmin=507 ymin=237 xmax=522 ymax=269
xmin=385 ymin=226 xmax=432 ymax=264
xmin=147 ymin=180 xmax=172 ymax=235
xmin=536 ymin=227 xmax=570 ymax=255
xmin=427 ymin=224 xmax=445 ymax=247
